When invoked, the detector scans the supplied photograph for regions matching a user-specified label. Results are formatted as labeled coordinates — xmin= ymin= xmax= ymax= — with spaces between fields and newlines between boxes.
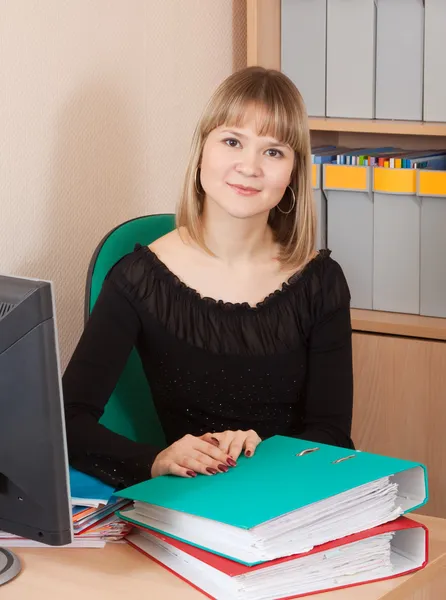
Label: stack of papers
xmin=67 ymin=467 xmax=132 ymax=547
xmin=0 ymin=467 xmax=132 ymax=548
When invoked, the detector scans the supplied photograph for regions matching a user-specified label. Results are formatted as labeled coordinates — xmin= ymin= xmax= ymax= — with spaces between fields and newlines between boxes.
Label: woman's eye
xmin=265 ymin=148 xmax=284 ymax=158
xmin=224 ymin=138 xmax=241 ymax=148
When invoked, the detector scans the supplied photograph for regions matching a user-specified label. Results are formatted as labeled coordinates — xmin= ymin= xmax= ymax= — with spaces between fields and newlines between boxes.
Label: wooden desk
xmin=3 ymin=515 xmax=446 ymax=600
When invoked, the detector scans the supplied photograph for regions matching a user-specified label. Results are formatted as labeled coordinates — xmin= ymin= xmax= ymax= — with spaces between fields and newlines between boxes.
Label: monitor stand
xmin=0 ymin=548 xmax=21 ymax=585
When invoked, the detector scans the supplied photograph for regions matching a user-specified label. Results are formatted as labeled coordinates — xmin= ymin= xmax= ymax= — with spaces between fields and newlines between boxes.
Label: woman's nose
xmin=235 ymin=150 xmax=261 ymax=177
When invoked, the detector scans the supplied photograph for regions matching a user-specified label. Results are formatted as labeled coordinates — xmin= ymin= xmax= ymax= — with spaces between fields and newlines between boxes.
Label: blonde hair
xmin=176 ymin=66 xmax=316 ymax=268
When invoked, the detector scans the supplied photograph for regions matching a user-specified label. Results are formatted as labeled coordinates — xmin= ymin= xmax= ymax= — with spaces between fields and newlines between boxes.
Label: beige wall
xmin=0 ymin=0 xmax=246 ymax=368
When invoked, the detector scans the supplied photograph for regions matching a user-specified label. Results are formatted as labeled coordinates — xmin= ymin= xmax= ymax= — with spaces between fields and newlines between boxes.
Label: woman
xmin=63 ymin=66 xmax=354 ymax=489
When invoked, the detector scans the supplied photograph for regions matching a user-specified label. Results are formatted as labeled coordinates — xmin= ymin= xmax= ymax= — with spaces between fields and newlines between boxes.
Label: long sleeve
xmin=62 ymin=274 xmax=162 ymax=488
xmin=298 ymin=261 xmax=354 ymax=449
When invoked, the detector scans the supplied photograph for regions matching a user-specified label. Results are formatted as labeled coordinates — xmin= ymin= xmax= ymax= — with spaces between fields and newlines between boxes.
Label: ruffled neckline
xmin=136 ymin=244 xmax=331 ymax=312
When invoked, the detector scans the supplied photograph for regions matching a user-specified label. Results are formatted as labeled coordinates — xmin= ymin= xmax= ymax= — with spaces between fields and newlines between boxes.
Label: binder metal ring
xmin=332 ymin=454 xmax=356 ymax=465
xmin=296 ymin=447 xmax=320 ymax=457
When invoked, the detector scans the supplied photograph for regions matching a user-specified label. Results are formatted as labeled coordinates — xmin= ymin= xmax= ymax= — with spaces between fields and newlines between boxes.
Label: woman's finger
xmin=167 ymin=462 xmax=197 ymax=478
xmin=191 ymin=448 xmax=231 ymax=473
xmin=227 ymin=430 xmax=247 ymax=462
xmin=179 ymin=454 xmax=227 ymax=476
xmin=244 ymin=430 xmax=262 ymax=457
xmin=200 ymin=433 xmax=220 ymax=447
xmin=215 ymin=431 xmax=233 ymax=455
xmin=194 ymin=437 xmax=233 ymax=466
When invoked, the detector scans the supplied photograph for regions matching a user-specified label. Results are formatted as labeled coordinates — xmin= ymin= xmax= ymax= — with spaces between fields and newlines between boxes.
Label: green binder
xmin=116 ymin=436 xmax=428 ymax=565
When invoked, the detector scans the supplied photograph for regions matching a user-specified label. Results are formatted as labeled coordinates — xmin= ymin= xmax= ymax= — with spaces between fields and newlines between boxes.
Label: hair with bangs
xmin=176 ymin=66 xmax=316 ymax=269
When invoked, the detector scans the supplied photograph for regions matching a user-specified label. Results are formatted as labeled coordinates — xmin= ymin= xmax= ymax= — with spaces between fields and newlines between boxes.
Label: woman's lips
xmin=227 ymin=183 xmax=261 ymax=196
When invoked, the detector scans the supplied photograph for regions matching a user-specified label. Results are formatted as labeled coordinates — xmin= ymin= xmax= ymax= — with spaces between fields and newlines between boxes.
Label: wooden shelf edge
xmin=309 ymin=118 xmax=446 ymax=137
xmin=351 ymin=309 xmax=446 ymax=341
xmin=246 ymin=0 xmax=281 ymax=70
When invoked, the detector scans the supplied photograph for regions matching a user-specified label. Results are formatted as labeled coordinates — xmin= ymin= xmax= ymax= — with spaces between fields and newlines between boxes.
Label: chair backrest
xmin=85 ymin=214 xmax=176 ymax=447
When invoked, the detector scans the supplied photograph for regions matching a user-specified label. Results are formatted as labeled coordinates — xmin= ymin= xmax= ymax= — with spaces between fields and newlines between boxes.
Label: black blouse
xmin=62 ymin=245 xmax=354 ymax=488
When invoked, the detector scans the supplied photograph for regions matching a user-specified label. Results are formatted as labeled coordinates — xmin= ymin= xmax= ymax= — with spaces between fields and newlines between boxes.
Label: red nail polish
xmin=245 ymin=450 xmax=252 ymax=457
xmin=206 ymin=467 xmax=218 ymax=474
xmin=227 ymin=458 xmax=237 ymax=467
xmin=218 ymin=464 xmax=229 ymax=473
xmin=186 ymin=470 xmax=197 ymax=477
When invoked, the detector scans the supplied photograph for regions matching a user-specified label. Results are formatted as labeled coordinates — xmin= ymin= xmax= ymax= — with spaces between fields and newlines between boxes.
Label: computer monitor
xmin=0 ymin=274 xmax=73 ymax=585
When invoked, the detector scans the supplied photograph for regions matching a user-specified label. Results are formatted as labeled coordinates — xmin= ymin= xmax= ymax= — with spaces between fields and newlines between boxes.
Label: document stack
xmin=0 ymin=467 xmax=131 ymax=548
xmin=68 ymin=467 xmax=132 ymax=548
xmin=115 ymin=436 xmax=429 ymax=600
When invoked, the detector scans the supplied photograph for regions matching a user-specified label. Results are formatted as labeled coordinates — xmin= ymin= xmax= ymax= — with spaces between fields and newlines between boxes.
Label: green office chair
xmin=85 ymin=213 xmax=176 ymax=447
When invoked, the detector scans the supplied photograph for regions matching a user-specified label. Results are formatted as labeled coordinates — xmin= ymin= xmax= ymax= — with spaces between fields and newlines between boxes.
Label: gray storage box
xmin=419 ymin=171 xmax=446 ymax=318
xmin=373 ymin=169 xmax=420 ymax=314
xmin=375 ymin=0 xmax=424 ymax=121
xmin=424 ymin=0 xmax=446 ymax=122
xmin=326 ymin=0 xmax=376 ymax=118
xmin=281 ymin=0 xmax=327 ymax=117
xmin=324 ymin=165 xmax=373 ymax=309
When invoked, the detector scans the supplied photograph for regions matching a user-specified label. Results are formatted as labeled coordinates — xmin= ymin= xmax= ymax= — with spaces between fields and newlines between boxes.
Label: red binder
xmin=126 ymin=516 xmax=428 ymax=600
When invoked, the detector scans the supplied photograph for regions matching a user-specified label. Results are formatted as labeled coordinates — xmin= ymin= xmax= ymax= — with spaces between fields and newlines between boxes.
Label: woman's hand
xmin=201 ymin=429 xmax=262 ymax=461
xmin=151 ymin=434 xmax=236 ymax=478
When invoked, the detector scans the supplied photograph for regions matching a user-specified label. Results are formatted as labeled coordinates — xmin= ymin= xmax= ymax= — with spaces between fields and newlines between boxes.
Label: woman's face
xmin=199 ymin=106 xmax=295 ymax=220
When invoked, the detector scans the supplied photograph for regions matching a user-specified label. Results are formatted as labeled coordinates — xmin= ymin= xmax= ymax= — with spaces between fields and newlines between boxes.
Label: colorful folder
xmin=69 ymin=466 xmax=116 ymax=507
xmin=116 ymin=436 xmax=428 ymax=565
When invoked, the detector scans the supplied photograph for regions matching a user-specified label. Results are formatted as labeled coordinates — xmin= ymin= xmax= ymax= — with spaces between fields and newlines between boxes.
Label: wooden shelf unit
xmin=247 ymin=0 xmax=446 ymax=519
xmin=247 ymin=0 xmax=446 ymax=338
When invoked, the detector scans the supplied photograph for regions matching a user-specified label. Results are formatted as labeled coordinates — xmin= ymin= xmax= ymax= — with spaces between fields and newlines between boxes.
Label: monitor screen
xmin=0 ymin=274 xmax=72 ymax=550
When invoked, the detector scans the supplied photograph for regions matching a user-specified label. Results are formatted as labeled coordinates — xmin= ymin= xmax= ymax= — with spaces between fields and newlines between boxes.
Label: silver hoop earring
xmin=194 ymin=166 xmax=202 ymax=195
xmin=277 ymin=185 xmax=296 ymax=215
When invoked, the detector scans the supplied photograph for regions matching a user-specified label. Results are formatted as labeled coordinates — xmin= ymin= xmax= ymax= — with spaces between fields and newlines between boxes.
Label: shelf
xmin=351 ymin=309 xmax=446 ymax=341
xmin=309 ymin=118 xmax=446 ymax=137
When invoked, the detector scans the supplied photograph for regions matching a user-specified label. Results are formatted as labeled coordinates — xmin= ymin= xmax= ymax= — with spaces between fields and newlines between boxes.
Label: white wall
xmin=0 ymin=0 xmax=246 ymax=367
